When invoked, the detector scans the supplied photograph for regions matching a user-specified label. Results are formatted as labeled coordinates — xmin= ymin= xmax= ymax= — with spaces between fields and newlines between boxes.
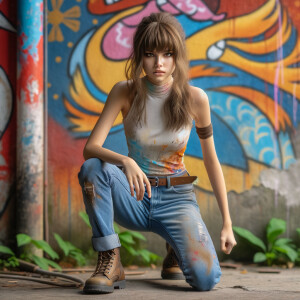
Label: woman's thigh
xmin=110 ymin=166 xmax=151 ymax=231
xmin=78 ymin=158 xmax=150 ymax=232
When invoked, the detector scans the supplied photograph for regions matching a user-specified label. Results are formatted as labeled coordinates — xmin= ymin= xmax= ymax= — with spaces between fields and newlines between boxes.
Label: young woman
xmin=78 ymin=12 xmax=236 ymax=294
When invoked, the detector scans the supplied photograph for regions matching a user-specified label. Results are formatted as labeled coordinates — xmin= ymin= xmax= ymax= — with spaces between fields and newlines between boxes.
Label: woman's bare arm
xmin=83 ymin=81 xmax=128 ymax=165
xmin=190 ymin=86 xmax=236 ymax=254
xmin=83 ymin=81 xmax=151 ymax=200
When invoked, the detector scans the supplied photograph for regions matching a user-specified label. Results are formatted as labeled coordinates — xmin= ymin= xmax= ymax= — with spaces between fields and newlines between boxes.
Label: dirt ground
xmin=1 ymin=265 xmax=300 ymax=300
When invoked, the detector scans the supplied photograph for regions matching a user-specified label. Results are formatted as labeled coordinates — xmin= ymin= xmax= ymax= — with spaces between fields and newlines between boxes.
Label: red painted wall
xmin=0 ymin=0 xmax=17 ymax=244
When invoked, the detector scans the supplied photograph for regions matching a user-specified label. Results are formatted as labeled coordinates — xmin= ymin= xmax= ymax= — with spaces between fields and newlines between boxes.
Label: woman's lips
xmin=154 ymin=70 xmax=165 ymax=75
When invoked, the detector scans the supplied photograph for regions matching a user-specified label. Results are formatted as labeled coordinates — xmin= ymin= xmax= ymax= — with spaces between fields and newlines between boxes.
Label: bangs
xmin=141 ymin=23 xmax=178 ymax=53
xmin=126 ymin=12 xmax=191 ymax=131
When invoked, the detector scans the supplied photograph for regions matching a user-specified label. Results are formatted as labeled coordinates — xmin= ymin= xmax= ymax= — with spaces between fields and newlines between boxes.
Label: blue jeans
xmin=78 ymin=158 xmax=221 ymax=291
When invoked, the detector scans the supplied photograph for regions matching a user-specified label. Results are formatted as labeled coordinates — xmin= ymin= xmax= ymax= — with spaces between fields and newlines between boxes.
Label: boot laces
xmin=93 ymin=249 xmax=115 ymax=276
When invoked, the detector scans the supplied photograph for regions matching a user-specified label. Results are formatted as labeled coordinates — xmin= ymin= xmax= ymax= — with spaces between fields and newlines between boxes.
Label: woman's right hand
xmin=122 ymin=157 xmax=152 ymax=201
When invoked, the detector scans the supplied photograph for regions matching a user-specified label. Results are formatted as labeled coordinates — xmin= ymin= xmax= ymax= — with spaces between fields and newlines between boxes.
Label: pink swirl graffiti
xmin=102 ymin=0 xmax=225 ymax=60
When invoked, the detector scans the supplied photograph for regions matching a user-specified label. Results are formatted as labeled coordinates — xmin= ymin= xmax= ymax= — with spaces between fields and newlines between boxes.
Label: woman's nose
xmin=155 ymin=55 xmax=163 ymax=66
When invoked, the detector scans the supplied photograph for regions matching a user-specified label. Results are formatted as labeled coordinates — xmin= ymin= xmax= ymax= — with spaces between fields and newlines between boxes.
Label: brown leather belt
xmin=147 ymin=173 xmax=197 ymax=187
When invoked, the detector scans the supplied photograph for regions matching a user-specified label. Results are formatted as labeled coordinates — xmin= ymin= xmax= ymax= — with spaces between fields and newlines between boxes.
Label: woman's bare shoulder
xmin=189 ymin=85 xmax=209 ymax=107
xmin=108 ymin=80 xmax=133 ymax=115
xmin=111 ymin=80 xmax=132 ymax=97
xmin=188 ymin=85 xmax=211 ymax=127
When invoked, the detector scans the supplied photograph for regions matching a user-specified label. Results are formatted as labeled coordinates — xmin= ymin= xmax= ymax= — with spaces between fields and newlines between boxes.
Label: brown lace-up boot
xmin=161 ymin=242 xmax=185 ymax=280
xmin=83 ymin=247 xmax=125 ymax=293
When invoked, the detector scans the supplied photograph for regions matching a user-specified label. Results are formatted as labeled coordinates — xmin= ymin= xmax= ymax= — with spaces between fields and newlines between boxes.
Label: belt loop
xmin=166 ymin=176 xmax=171 ymax=188
xmin=155 ymin=177 xmax=159 ymax=188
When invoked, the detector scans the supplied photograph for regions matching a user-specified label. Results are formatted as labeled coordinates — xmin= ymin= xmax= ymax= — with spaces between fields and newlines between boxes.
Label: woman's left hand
xmin=220 ymin=224 xmax=237 ymax=254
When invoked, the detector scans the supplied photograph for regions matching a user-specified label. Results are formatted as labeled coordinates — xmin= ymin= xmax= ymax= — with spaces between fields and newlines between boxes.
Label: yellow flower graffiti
xmin=48 ymin=0 xmax=81 ymax=42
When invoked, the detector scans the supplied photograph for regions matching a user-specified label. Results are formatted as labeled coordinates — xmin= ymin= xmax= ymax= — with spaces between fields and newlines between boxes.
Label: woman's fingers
xmin=220 ymin=237 xmax=227 ymax=253
xmin=127 ymin=178 xmax=134 ymax=197
xmin=225 ymin=242 xmax=233 ymax=254
xmin=122 ymin=158 xmax=152 ymax=200
xmin=144 ymin=174 xmax=151 ymax=198
xmin=221 ymin=237 xmax=232 ymax=254
xmin=133 ymin=177 xmax=140 ymax=200
xmin=221 ymin=239 xmax=237 ymax=254
xmin=137 ymin=176 xmax=144 ymax=201
xmin=125 ymin=171 xmax=151 ymax=201
xmin=220 ymin=227 xmax=237 ymax=254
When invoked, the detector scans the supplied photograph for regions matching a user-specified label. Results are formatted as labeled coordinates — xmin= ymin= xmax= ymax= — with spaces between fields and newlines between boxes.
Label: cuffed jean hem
xmin=92 ymin=234 xmax=121 ymax=252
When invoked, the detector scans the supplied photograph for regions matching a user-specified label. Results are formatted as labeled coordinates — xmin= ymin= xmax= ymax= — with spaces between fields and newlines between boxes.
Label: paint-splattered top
xmin=123 ymin=76 xmax=193 ymax=175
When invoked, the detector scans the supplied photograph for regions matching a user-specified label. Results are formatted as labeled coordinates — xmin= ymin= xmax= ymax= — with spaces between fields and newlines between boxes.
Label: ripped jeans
xmin=78 ymin=158 xmax=221 ymax=291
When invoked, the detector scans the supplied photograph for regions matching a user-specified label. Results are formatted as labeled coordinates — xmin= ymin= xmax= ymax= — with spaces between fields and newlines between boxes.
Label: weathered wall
xmin=0 ymin=0 xmax=17 ymax=245
xmin=45 ymin=0 xmax=300 ymax=257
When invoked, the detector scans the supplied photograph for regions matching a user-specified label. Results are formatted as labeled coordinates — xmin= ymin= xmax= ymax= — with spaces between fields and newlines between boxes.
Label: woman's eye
xmin=165 ymin=52 xmax=173 ymax=57
xmin=145 ymin=53 xmax=154 ymax=57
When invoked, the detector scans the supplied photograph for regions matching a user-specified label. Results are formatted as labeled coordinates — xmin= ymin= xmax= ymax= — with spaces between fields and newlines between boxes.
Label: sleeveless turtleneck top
xmin=123 ymin=76 xmax=193 ymax=175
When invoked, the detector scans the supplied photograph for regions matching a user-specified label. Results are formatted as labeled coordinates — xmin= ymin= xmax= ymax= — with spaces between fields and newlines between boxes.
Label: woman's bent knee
xmin=78 ymin=158 xmax=103 ymax=184
xmin=191 ymin=273 xmax=218 ymax=291
xmin=187 ymin=264 xmax=221 ymax=291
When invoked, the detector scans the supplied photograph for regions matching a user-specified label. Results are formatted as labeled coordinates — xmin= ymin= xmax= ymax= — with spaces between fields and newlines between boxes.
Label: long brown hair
xmin=125 ymin=12 xmax=193 ymax=131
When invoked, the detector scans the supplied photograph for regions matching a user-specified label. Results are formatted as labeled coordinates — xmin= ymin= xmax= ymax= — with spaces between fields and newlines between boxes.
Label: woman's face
xmin=142 ymin=49 xmax=175 ymax=85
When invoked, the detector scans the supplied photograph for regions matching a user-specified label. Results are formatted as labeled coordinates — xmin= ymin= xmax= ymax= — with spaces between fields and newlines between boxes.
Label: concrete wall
xmin=1 ymin=0 xmax=299 ymax=259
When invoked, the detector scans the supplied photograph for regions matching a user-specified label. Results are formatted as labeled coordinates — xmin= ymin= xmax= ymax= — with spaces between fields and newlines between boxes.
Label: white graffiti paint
xmin=207 ymin=40 xmax=226 ymax=61
xmin=0 ymin=67 xmax=13 ymax=139
xmin=115 ymin=23 xmax=131 ymax=49
xmin=0 ymin=12 xmax=16 ymax=32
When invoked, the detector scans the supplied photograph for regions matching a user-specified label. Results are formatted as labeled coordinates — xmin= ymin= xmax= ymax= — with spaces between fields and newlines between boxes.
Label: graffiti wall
xmin=47 ymin=0 xmax=300 ymax=247
xmin=0 ymin=0 xmax=17 ymax=243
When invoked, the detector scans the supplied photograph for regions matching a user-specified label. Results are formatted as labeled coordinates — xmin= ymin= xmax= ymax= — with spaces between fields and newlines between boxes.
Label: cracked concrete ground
xmin=1 ymin=266 xmax=300 ymax=300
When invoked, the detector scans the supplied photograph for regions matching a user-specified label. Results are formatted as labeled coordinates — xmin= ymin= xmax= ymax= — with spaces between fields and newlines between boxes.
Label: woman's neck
xmin=144 ymin=76 xmax=173 ymax=96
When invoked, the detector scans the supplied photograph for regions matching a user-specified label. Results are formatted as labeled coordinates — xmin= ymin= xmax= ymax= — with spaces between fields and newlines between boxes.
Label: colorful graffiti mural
xmin=48 ymin=0 xmax=300 ymax=190
xmin=46 ymin=0 xmax=300 ymax=243
xmin=1 ymin=0 xmax=299 ymax=247
xmin=0 ymin=0 xmax=17 ymax=240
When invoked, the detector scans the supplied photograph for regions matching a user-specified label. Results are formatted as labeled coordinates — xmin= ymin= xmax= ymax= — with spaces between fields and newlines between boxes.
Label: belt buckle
xmin=155 ymin=177 xmax=159 ymax=188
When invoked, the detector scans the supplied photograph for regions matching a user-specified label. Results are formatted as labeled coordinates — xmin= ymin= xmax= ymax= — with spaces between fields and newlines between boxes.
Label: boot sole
xmin=161 ymin=271 xmax=185 ymax=280
xmin=83 ymin=280 xmax=126 ymax=294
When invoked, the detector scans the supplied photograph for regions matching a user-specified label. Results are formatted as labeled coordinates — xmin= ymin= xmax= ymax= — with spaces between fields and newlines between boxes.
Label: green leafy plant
xmin=17 ymin=233 xmax=62 ymax=271
xmin=233 ymin=218 xmax=298 ymax=266
xmin=1 ymin=232 xmax=89 ymax=271
xmin=0 ymin=245 xmax=19 ymax=268
xmin=114 ymin=223 xmax=161 ymax=265
xmin=54 ymin=233 xmax=86 ymax=266
xmin=295 ymin=228 xmax=300 ymax=266
xmin=79 ymin=211 xmax=162 ymax=266
xmin=79 ymin=211 xmax=91 ymax=228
